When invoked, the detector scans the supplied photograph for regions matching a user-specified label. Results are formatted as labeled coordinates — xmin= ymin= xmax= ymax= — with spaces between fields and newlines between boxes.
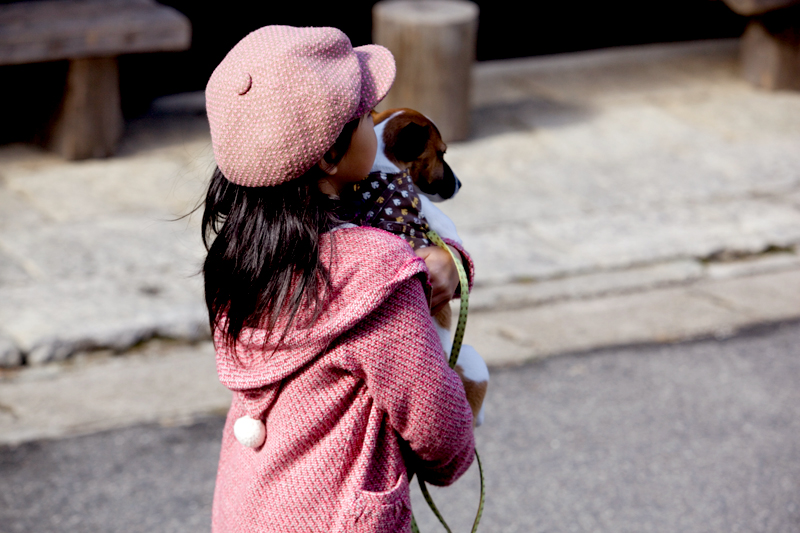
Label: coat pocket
xmin=338 ymin=472 xmax=412 ymax=533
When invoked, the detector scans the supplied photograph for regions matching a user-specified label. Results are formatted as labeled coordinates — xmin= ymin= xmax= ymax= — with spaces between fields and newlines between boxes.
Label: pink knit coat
xmin=211 ymin=227 xmax=476 ymax=533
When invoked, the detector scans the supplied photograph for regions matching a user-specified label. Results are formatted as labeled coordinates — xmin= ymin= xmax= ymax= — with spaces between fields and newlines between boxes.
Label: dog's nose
xmin=440 ymin=161 xmax=461 ymax=199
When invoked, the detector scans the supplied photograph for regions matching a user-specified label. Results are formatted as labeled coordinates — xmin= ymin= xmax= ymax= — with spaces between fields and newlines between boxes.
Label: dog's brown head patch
xmin=373 ymin=108 xmax=459 ymax=199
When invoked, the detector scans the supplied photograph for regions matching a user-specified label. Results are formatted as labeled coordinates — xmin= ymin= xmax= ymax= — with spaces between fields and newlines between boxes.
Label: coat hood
xmin=214 ymin=227 xmax=429 ymax=419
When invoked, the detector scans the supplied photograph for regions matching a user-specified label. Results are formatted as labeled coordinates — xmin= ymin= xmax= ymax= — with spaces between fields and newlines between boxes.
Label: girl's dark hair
xmin=201 ymin=117 xmax=361 ymax=349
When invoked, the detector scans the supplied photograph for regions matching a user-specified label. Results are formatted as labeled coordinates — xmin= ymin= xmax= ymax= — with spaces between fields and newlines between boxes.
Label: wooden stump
xmin=373 ymin=0 xmax=479 ymax=142
xmin=741 ymin=9 xmax=800 ymax=90
xmin=722 ymin=0 xmax=799 ymax=16
xmin=46 ymin=57 xmax=124 ymax=159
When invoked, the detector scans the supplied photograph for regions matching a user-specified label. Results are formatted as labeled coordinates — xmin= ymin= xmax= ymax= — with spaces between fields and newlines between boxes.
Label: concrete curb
xmin=468 ymin=266 xmax=800 ymax=366
xmin=0 ymin=340 xmax=229 ymax=446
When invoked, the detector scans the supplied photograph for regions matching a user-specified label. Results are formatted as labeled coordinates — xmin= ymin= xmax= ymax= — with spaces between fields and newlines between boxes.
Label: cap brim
xmin=353 ymin=44 xmax=396 ymax=119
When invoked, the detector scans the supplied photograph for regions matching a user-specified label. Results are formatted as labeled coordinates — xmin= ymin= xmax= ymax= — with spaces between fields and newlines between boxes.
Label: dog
xmin=366 ymin=108 xmax=489 ymax=427
xmin=371 ymin=108 xmax=462 ymax=245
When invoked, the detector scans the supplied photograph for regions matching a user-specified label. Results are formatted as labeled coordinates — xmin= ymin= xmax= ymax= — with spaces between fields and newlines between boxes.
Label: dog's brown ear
xmin=392 ymin=122 xmax=430 ymax=162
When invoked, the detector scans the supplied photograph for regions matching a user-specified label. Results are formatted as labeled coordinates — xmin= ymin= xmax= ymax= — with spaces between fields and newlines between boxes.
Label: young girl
xmin=202 ymin=26 xmax=475 ymax=532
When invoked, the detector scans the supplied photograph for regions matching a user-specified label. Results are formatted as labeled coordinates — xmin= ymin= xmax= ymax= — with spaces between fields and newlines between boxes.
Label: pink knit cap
xmin=206 ymin=26 xmax=396 ymax=187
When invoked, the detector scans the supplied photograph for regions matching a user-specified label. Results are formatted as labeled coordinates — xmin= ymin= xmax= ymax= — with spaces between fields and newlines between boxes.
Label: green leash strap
xmin=424 ymin=231 xmax=469 ymax=368
xmin=414 ymin=450 xmax=485 ymax=533
xmin=410 ymin=230 xmax=484 ymax=533
xmin=418 ymin=478 xmax=453 ymax=533
xmin=471 ymin=451 xmax=486 ymax=532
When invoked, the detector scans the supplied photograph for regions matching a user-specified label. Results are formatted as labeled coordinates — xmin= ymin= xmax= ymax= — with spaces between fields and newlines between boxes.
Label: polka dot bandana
xmin=206 ymin=26 xmax=396 ymax=187
xmin=341 ymin=170 xmax=432 ymax=250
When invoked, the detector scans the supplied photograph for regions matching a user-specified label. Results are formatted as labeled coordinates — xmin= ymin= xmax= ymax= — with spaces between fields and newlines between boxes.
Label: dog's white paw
xmin=475 ymin=405 xmax=485 ymax=427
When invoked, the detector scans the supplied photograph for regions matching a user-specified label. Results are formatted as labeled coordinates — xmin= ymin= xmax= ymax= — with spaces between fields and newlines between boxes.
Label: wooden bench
xmin=0 ymin=0 xmax=191 ymax=159
xmin=722 ymin=0 xmax=800 ymax=90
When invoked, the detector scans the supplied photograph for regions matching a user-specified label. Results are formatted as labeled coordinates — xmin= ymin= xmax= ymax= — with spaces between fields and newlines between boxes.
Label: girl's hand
xmin=416 ymin=245 xmax=461 ymax=313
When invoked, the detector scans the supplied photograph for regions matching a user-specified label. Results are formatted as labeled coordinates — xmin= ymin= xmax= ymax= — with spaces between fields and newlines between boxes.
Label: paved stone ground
xmin=1 ymin=39 xmax=799 ymax=443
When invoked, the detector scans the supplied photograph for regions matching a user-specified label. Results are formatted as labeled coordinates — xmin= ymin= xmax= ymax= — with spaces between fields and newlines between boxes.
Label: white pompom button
xmin=233 ymin=415 xmax=266 ymax=448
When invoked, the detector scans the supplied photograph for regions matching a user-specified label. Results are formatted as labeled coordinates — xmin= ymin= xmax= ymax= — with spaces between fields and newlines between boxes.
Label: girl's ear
xmin=317 ymin=154 xmax=338 ymax=175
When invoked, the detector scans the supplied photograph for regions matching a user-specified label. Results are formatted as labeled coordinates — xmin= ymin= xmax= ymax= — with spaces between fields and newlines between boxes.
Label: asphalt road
xmin=2 ymin=323 xmax=799 ymax=533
